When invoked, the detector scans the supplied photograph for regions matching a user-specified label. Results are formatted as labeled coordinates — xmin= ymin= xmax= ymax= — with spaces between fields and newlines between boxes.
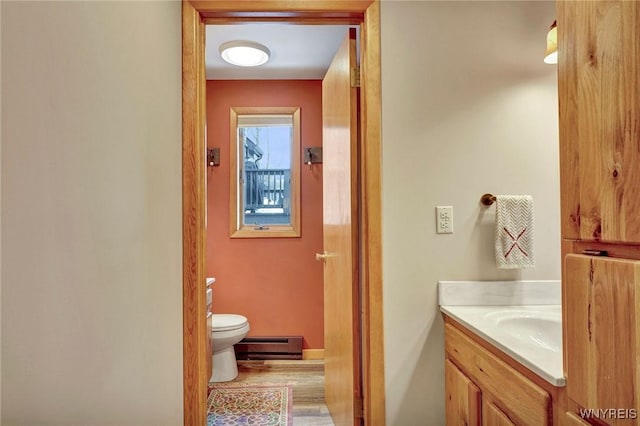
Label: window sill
xmin=230 ymin=225 xmax=301 ymax=239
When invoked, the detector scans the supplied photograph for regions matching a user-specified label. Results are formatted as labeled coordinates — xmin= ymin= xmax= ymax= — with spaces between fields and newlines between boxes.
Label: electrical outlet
xmin=436 ymin=206 xmax=453 ymax=234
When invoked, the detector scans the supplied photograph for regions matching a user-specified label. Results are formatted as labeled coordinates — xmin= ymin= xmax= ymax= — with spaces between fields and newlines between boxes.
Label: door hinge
xmin=351 ymin=66 xmax=361 ymax=88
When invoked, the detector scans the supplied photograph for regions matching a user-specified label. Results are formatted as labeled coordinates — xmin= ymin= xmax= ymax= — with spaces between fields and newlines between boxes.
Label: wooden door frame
xmin=182 ymin=1 xmax=385 ymax=425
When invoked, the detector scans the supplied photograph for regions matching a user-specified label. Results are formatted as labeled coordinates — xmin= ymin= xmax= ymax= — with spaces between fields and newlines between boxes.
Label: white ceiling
xmin=205 ymin=24 xmax=351 ymax=80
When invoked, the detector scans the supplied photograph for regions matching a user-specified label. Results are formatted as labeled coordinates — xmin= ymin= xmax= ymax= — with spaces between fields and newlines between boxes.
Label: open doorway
xmin=205 ymin=23 xmax=357 ymax=425
xmin=182 ymin=3 xmax=384 ymax=425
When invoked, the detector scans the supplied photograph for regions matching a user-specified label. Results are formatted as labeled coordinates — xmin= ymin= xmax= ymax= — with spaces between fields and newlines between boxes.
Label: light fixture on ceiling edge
xmin=219 ymin=41 xmax=271 ymax=67
xmin=544 ymin=20 xmax=557 ymax=64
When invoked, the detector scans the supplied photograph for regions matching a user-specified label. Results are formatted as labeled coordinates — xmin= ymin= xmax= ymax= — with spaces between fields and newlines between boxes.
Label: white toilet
xmin=211 ymin=314 xmax=250 ymax=382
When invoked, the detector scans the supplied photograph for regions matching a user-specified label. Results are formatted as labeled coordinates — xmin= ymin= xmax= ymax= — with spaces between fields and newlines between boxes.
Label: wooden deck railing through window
xmin=244 ymin=169 xmax=290 ymax=214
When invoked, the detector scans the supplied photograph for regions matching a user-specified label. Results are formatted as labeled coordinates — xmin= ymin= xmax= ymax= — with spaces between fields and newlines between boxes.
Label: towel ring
xmin=480 ymin=193 xmax=496 ymax=206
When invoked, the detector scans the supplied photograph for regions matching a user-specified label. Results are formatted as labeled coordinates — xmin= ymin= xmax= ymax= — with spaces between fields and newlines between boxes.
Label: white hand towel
xmin=495 ymin=195 xmax=535 ymax=269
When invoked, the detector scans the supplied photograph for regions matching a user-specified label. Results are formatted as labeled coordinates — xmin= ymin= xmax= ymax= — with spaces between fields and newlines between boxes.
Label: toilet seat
xmin=213 ymin=314 xmax=248 ymax=332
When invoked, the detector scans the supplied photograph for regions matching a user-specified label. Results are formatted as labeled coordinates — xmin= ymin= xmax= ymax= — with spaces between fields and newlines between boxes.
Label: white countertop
xmin=439 ymin=280 xmax=561 ymax=306
xmin=439 ymin=280 xmax=565 ymax=387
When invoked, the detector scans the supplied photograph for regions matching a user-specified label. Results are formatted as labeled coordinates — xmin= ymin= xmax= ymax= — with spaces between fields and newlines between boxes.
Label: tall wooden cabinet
xmin=558 ymin=1 xmax=640 ymax=424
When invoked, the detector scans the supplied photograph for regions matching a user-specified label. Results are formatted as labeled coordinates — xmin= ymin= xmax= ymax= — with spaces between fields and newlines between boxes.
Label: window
xmin=229 ymin=107 xmax=301 ymax=238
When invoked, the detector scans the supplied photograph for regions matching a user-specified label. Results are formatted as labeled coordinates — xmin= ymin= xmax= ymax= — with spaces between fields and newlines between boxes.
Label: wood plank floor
xmin=231 ymin=360 xmax=336 ymax=425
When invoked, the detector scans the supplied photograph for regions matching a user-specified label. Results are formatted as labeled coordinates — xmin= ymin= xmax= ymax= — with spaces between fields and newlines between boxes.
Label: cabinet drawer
xmin=445 ymin=323 xmax=551 ymax=425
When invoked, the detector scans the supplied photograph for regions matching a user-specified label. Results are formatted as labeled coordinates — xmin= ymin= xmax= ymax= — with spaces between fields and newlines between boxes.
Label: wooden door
xmin=565 ymin=254 xmax=640 ymax=425
xmin=321 ymin=28 xmax=361 ymax=426
xmin=558 ymin=0 xmax=640 ymax=243
xmin=445 ymin=359 xmax=481 ymax=426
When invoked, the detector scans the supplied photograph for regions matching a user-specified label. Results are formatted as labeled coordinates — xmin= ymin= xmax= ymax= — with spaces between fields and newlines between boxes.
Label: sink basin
xmin=439 ymin=305 xmax=565 ymax=386
xmin=496 ymin=311 xmax=562 ymax=353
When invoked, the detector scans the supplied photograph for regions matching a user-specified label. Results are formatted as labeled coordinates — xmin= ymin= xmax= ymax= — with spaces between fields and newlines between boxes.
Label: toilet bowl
xmin=211 ymin=314 xmax=250 ymax=382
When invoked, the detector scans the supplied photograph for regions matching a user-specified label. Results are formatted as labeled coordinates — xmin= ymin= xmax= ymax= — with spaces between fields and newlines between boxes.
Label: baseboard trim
xmin=235 ymin=336 xmax=303 ymax=360
xmin=302 ymin=349 xmax=325 ymax=360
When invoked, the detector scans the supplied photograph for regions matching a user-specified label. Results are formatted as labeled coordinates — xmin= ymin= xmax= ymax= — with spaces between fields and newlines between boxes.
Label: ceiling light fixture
xmin=219 ymin=41 xmax=270 ymax=67
xmin=544 ymin=20 xmax=558 ymax=64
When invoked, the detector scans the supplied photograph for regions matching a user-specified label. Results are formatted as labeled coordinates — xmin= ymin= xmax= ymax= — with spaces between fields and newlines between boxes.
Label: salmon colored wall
xmin=206 ymin=80 xmax=324 ymax=349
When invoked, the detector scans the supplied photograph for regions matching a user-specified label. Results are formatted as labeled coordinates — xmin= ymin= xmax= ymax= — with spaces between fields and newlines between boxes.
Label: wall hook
xmin=303 ymin=147 xmax=322 ymax=167
xmin=207 ymin=148 xmax=220 ymax=167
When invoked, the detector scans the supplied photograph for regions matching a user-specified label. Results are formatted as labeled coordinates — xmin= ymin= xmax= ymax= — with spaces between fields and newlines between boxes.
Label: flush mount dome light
xmin=219 ymin=41 xmax=271 ymax=67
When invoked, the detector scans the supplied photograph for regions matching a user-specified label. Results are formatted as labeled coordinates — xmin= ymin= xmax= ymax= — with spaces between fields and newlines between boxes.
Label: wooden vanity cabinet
xmin=444 ymin=322 xmax=552 ymax=425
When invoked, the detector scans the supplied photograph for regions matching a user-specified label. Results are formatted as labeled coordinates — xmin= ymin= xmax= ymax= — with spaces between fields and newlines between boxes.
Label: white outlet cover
xmin=436 ymin=206 xmax=453 ymax=234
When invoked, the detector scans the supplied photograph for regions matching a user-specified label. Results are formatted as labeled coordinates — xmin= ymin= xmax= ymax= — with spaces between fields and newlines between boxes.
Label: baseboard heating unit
xmin=234 ymin=336 xmax=303 ymax=360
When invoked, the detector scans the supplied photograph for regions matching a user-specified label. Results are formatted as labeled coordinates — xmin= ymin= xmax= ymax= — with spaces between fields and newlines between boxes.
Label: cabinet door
xmin=558 ymin=0 xmax=640 ymax=243
xmin=564 ymin=412 xmax=591 ymax=426
xmin=445 ymin=359 xmax=481 ymax=426
xmin=483 ymin=401 xmax=515 ymax=426
xmin=446 ymin=324 xmax=551 ymax=425
xmin=565 ymin=254 xmax=640 ymax=423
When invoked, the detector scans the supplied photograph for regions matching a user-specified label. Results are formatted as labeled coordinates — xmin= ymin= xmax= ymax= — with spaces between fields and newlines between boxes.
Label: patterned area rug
xmin=207 ymin=383 xmax=293 ymax=426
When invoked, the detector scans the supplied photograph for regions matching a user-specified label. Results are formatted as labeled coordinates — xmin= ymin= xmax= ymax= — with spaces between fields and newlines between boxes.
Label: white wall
xmin=0 ymin=1 xmax=559 ymax=424
xmin=381 ymin=1 xmax=559 ymax=424
xmin=1 ymin=2 xmax=183 ymax=425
